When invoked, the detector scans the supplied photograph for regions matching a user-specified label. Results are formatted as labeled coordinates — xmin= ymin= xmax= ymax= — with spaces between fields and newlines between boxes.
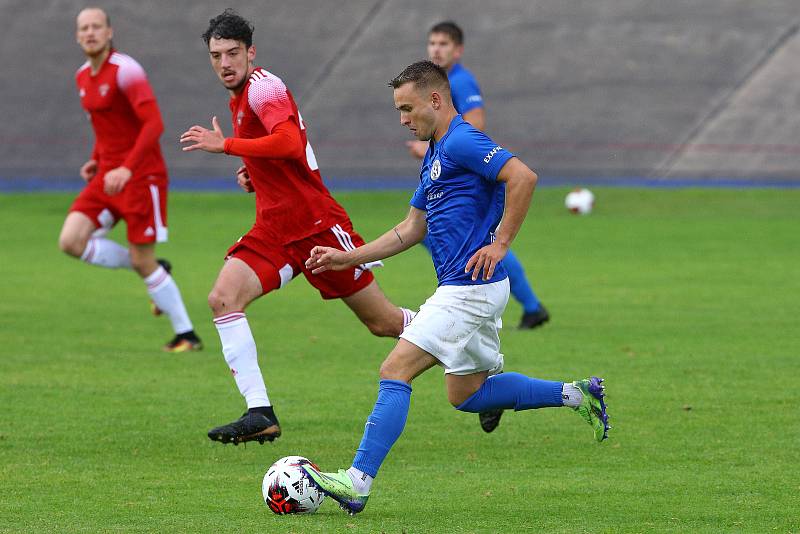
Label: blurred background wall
xmin=2 ymin=0 xmax=799 ymax=189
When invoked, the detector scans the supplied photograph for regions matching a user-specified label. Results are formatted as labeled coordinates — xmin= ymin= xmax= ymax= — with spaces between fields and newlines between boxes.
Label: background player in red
xmin=180 ymin=10 xmax=416 ymax=445
xmin=59 ymin=7 xmax=201 ymax=352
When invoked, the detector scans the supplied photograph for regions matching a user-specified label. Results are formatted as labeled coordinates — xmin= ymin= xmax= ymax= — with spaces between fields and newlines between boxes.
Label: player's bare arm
xmin=462 ymin=107 xmax=485 ymax=131
xmin=180 ymin=116 xmax=225 ymax=153
xmin=465 ymin=157 xmax=537 ymax=281
xmin=307 ymin=207 xmax=427 ymax=274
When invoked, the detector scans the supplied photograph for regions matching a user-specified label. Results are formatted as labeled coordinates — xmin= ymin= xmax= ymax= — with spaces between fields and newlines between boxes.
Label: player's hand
xmin=236 ymin=165 xmax=254 ymax=193
xmin=80 ymin=159 xmax=98 ymax=182
xmin=406 ymin=140 xmax=428 ymax=160
xmin=103 ymin=166 xmax=132 ymax=196
xmin=180 ymin=116 xmax=225 ymax=153
xmin=305 ymin=246 xmax=353 ymax=274
xmin=465 ymin=241 xmax=508 ymax=281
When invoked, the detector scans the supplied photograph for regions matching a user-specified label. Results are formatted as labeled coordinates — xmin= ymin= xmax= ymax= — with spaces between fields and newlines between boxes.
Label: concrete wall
xmin=2 ymin=0 xmax=799 ymax=188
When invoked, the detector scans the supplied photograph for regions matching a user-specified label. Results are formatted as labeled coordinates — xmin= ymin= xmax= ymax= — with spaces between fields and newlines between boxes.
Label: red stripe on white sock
xmin=214 ymin=311 xmax=246 ymax=325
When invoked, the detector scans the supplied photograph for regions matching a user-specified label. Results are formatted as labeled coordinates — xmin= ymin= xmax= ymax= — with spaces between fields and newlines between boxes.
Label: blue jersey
xmin=448 ymin=63 xmax=483 ymax=114
xmin=410 ymin=115 xmax=514 ymax=286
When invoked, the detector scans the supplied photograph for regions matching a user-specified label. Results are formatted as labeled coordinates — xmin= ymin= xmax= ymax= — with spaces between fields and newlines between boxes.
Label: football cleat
xmin=478 ymin=408 xmax=504 ymax=433
xmin=150 ymin=259 xmax=172 ymax=316
xmin=208 ymin=410 xmax=281 ymax=445
xmin=519 ymin=305 xmax=549 ymax=329
xmin=572 ymin=376 xmax=610 ymax=442
xmin=163 ymin=331 xmax=203 ymax=353
xmin=300 ymin=465 xmax=369 ymax=515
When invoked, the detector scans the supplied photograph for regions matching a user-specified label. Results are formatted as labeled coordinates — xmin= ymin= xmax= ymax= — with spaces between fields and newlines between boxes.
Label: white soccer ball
xmin=565 ymin=188 xmax=595 ymax=215
xmin=262 ymin=456 xmax=325 ymax=514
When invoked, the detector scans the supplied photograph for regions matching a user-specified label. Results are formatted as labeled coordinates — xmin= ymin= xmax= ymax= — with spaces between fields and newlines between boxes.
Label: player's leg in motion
xmin=303 ymin=347 xmax=609 ymax=515
xmin=59 ymin=211 xmax=131 ymax=269
xmin=342 ymin=281 xmax=416 ymax=338
xmin=129 ymin=243 xmax=202 ymax=352
xmin=504 ymin=250 xmax=549 ymax=330
xmin=207 ymin=258 xmax=280 ymax=445
xmin=58 ymin=212 xmax=201 ymax=352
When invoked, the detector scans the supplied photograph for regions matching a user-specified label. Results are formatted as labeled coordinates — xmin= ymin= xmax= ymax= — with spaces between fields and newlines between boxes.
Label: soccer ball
xmin=262 ymin=456 xmax=325 ymax=514
xmin=565 ymin=188 xmax=595 ymax=215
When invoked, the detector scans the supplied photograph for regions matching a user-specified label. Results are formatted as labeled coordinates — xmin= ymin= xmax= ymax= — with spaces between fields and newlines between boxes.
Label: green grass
xmin=1 ymin=188 xmax=798 ymax=533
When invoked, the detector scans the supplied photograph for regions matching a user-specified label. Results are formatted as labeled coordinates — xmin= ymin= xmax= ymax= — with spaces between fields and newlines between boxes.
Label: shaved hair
xmin=77 ymin=6 xmax=110 ymax=26
xmin=389 ymin=60 xmax=451 ymax=94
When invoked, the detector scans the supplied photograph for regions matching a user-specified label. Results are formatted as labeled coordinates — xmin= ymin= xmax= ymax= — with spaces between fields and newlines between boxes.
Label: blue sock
xmin=456 ymin=372 xmax=563 ymax=412
xmin=352 ymin=379 xmax=412 ymax=478
xmin=504 ymin=250 xmax=541 ymax=313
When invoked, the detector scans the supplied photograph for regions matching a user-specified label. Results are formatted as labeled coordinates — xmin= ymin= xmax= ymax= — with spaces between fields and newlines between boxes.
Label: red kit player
xmin=180 ymin=10 xmax=416 ymax=444
xmin=59 ymin=7 xmax=201 ymax=352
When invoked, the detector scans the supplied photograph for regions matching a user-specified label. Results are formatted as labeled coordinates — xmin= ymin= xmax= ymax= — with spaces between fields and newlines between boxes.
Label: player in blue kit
xmin=407 ymin=21 xmax=550 ymax=336
xmin=302 ymin=61 xmax=609 ymax=515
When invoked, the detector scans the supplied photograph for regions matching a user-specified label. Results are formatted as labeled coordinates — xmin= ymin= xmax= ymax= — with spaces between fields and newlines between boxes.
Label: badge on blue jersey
xmin=410 ymin=115 xmax=514 ymax=286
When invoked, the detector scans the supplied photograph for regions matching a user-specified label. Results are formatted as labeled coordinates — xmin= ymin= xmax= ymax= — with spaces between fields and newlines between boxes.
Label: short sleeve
xmin=445 ymin=127 xmax=514 ymax=182
xmin=115 ymin=55 xmax=156 ymax=108
xmin=248 ymin=74 xmax=295 ymax=133
xmin=451 ymin=71 xmax=483 ymax=114
xmin=410 ymin=180 xmax=427 ymax=211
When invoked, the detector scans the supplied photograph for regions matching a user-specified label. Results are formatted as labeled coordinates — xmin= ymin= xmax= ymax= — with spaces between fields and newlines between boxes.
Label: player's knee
xmin=58 ymin=232 xmax=86 ymax=258
xmin=448 ymin=390 xmax=472 ymax=408
xmin=208 ymin=287 xmax=236 ymax=315
xmin=365 ymin=317 xmax=401 ymax=338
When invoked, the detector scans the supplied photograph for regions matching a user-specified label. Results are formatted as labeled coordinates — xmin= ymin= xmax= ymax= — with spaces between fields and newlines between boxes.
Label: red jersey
xmin=75 ymin=50 xmax=167 ymax=180
xmin=229 ymin=67 xmax=348 ymax=245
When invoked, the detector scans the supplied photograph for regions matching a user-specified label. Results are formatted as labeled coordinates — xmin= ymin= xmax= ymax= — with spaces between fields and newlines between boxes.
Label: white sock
xmin=144 ymin=266 xmax=194 ymax=334
xmin=347 ymin=466 xmax=373 ymax=495
xmin=400 ymin=308 xmax=417 ymax=332
xmin=81 ymin=238 xmax=131 ymax=269
xmin=561 ymin=382 xmax=583 ymax=407
xmin=214 ymin=312 xmax=270 ymax=409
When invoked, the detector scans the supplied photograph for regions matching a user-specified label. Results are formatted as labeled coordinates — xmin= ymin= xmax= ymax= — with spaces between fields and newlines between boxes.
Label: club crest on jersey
xmin=99 ymin=83 xmax=110 ymax=97
xmin=431 ymin=159 xmax=442 ymax=180
xmin=237 ymin=110 xmax=244 ymax=126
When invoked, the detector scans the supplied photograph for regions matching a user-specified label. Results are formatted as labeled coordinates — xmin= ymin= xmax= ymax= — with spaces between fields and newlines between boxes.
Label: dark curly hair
xmin=202 ymin=9 xmax=254 ymax=48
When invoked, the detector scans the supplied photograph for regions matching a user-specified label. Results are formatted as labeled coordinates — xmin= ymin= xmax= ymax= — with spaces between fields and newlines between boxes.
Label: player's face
xmin=76 ymin=8 xmax=112 ymax=58
xmin=208 ymin=38 xmax=255 ymax=92
xmin=394 ymin=83 xmax=437 ymax=141
xmin=427 ymin=32 xmax=462 ymax=70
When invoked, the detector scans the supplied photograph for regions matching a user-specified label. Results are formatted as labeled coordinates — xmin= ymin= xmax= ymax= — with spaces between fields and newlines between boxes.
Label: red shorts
xmin=69 ymin=174 xmax=168 ymax=244
xmin=227 ymin=219 xmax=377 ymax=300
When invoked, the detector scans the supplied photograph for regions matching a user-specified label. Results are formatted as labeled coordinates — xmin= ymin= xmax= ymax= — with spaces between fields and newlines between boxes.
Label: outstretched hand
xmin=180 ymin=116 xmax=225 ymax=153
xmin=465 ymin=241 xmax=508 ymax=281
xmin=305 ymin=246 xmax=353 ymax=274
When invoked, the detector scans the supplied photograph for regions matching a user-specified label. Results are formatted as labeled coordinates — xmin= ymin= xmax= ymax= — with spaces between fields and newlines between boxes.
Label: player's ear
xmin=247 ymin=45 xmax=256 ymax=62
xmin=431 ymin=91 xmax=442 ymax=110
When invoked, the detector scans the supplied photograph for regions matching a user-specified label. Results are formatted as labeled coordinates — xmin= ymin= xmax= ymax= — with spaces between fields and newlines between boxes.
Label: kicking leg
xmin=453 ymin=372 xmax=610 ymax=442
xmin=302 ymin=339 xmax=437 ymax=514
xmin=207 ymin=257 xmax=280 ymax=444
xmin=342 ymin=280 xmax=416 ymax=338
xmin=131 ymin=243 xmax=201 ymax=352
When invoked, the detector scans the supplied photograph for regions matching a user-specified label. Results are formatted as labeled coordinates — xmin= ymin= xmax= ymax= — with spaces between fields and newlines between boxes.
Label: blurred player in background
xmin=301 ymin=61 xmax=609 ymax=515
xmin=59 ymin=7 xmax=202 ymax=353
xmin=181 ymin=10 xmax=416 ymax=445
xmin=407 ymin=21 xmax=550 ymax=333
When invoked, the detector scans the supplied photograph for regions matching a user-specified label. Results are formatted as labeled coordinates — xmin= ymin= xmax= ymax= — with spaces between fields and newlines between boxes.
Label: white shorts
xmin=400 ymin=278 xmax=510 ymax=375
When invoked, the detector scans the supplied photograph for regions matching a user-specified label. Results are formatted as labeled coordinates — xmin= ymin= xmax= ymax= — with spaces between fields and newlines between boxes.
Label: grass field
xmin=1 ymin=188 xmax=799 ymax=533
